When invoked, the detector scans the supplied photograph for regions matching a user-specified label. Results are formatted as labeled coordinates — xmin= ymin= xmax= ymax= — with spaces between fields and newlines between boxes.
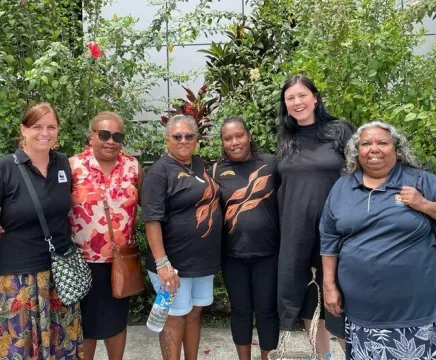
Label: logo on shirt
xmin=58 ymin=170 xmax=68 ymax=183
xmin=178 ymin=171 xmax=190 ymax=179
xmin=225 ymin=164 xmax=272 ymax=234
xmin=220 ymin=170 xmax=235 ymax=177
xmin=394 ymin=194 xmax=404 ymax=206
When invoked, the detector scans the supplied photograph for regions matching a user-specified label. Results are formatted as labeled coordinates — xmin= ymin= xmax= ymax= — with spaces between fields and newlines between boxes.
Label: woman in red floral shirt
xmin=69 ymin=111 xmax=143 ymax=360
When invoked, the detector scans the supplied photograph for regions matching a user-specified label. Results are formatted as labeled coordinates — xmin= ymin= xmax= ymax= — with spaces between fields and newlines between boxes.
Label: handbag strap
xmin=12 ymin=154 xmax=55 ymax=252
xmin=103 ymin=199 xmax=116 ymax=250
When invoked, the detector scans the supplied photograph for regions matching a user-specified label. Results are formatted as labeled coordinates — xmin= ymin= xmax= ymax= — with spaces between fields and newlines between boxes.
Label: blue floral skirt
xmin=345 ymin=318 xmax=436 ymax=360
xmin=0 ymin=270 xmax=84 ymax=359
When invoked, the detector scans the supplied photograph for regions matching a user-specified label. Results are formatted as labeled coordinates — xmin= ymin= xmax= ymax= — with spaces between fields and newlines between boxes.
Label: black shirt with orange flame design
xmin=212 ymin=154 xmax=280 ymax=258
xmin=141 ymin=155 xmax=222 ymax=277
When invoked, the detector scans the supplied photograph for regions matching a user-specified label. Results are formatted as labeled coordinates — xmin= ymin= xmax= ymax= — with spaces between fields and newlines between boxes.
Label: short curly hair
xmin=343 ymin=121 xmax=420 ymax=175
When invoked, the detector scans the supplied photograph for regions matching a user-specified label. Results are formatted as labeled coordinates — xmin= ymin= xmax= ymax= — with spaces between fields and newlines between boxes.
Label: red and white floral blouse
xmin=69 ymin=146 xmax=140 ymax=263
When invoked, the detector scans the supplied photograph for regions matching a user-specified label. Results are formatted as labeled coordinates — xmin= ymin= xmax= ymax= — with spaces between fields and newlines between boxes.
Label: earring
xmin=51 ymin=141 xmax=60 ymax=150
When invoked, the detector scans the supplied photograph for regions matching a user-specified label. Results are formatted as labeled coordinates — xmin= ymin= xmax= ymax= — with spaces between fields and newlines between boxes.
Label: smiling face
xmin=358 ymin=127 xmax=397 ymax=178
xmin=90 ymin=119 xmax=123 ymax=162
xmin=221 ymin=121 xmax=251 ymax=162
xmin=166 ymin=121 xmax=197 ymax=164
xmin=284 ymin=82 xmax=318 ymax=126
xmin=20 ymin=112 xmax=59 ymax=153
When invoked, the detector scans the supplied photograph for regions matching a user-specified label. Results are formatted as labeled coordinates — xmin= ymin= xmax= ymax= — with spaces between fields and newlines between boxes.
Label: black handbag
xmin=13 ymin=154 xmax=92 ymax=305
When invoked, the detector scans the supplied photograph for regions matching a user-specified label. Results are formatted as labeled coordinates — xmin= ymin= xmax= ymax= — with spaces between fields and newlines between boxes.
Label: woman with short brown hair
xmin=0 ymin=102 xmax=83 ymax=359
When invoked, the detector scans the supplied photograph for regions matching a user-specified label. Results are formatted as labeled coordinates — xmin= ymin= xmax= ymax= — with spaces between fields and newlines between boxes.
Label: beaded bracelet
xmin=155 ymin=255 xmax=168 ymax=267
xmin=156 ymin=260 xmax=172 ymax=272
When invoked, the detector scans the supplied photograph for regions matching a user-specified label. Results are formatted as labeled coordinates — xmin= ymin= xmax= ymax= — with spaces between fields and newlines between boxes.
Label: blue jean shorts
xmin=148 ymin=271 xmax=214 ymax=316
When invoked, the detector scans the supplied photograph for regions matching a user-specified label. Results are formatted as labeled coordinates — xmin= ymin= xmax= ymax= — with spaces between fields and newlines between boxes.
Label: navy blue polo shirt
xmin=320 ymin=164 xmax=436 ymax=328
xmin=0 ymin=149 xmax=73 ymax=275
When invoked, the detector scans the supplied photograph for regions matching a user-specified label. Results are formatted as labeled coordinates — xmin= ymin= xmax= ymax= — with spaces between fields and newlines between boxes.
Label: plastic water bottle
xmin=146 ymin=287 xmax=175 ymax=332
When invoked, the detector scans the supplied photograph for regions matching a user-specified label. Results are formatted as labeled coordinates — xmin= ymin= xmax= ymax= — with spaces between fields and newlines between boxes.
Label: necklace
xmin=181 ymin=162 xmax=194 ymax=175
xmin=168 ymin=153 xmax=205 ymax=183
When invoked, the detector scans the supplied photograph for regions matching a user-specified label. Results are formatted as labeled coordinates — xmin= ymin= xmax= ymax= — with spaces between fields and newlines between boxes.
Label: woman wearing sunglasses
xmin=69 ymin=111 xmax=143 ymax=360
xmin=141 ymin=114 xmax=222 ymax=360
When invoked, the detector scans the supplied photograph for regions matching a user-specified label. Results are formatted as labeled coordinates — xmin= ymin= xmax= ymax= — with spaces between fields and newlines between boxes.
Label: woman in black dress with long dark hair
xmin=276 ymin=75 xmax=354 ymax=357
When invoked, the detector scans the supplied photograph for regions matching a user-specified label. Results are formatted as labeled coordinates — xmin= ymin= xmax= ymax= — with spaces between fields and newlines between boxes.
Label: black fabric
xmin=80 ymin=262 xmax=130 ymax=339
xmin=222 ymin=255 xmax=279 ymax=350
xmin=212 ymin=154 xmax=280 ymax=258
xmin=0 ymin=149 xmax=72 ymax=275
xmin=277 ymin=120 xmax=353 ymax=330
xmin=141 ymin=154 xmax=222 ymax=277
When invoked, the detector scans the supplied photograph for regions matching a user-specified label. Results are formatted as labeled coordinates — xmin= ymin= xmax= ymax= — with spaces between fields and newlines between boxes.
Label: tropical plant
xmin=161 ymin=85 xmax=220 ymax=138
xmin=200 ymin=0 xmax=436 ymax=170
xmin=200 ymin=0 xmax=296 ymax=98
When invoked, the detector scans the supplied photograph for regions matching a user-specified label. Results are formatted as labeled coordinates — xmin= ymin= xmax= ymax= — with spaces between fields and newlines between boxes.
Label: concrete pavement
xmin=95 ymin=326 xmax=345 ymax=359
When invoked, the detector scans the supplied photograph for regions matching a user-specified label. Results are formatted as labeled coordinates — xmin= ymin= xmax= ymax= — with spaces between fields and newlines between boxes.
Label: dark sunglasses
xmin=170 ymin=133 xmax=196 ymax=142
xmin=93 ymin=130 xmax=125 ymax=143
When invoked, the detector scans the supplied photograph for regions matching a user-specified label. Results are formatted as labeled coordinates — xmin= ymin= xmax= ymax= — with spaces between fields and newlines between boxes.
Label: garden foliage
xmin=201 ymin=0 xmax=436 ymax=169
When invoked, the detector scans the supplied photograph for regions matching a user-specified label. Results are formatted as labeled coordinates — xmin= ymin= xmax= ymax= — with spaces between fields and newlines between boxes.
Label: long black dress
xmin=277 ymin=121 xmax=353 ymax=331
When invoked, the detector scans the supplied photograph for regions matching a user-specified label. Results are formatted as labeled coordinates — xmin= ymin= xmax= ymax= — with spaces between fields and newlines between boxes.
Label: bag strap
xmin=103 ymin=199 xmax=116 ymax=250
xmin=212 ymin=162 xmax=217 ymax=179
xmin=12 ymin=154 xmax=55 ymax=252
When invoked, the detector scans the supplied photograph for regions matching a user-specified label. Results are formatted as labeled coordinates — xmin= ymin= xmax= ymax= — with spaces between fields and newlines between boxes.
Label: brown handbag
xmin=103 ymin=199 xmax=145 ymax=298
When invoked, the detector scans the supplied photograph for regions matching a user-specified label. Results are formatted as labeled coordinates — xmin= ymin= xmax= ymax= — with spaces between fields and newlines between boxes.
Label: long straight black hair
xmin=276 ymin=75 xmax=352 ymax=162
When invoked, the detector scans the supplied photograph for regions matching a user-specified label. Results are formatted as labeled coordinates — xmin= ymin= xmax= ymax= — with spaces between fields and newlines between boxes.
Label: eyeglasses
xmin=93 ymin=130 xmax=125 ymax=143
xmin=170 ymin=134 xmax=196 ymax=142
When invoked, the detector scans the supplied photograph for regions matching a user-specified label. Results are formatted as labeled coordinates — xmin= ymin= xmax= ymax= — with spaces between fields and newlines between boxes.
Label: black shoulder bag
xmin=13 ymin=154 xmax=92 ymax=305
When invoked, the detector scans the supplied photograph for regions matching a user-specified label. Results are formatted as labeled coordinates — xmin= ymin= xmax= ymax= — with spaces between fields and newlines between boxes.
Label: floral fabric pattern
xmin=0 ymin=271 xmax=83 ymax=359
xmin=345 ymin=318 xmax=436 ymax=360
xmin=69 ymin=146 xmax=139 ymax=263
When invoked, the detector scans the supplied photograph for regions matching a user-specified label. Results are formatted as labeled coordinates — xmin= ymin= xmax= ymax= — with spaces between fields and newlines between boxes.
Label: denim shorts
xmin=148 ymin=271 xmax=214 ymax=316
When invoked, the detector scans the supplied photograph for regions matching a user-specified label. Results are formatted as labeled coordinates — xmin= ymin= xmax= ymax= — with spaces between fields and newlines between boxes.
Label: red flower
xmin=88 ymin=42 xmax=102 ymax=58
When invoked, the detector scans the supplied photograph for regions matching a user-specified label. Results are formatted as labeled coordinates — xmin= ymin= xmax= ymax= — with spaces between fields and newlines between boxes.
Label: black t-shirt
xmin=0 ymin=149 xmax=73 ymax=275
xmin=141 ymin=154 xmax=222 ymax=277
xmin=212 ymin=154 xmax=280 ymax=258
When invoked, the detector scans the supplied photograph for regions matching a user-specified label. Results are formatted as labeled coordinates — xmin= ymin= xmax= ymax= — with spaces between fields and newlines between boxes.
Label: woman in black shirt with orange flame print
xmin=142 ymin=115 xmax=222 ymax=360
xmin=212 ymin=117 xmax=280 ymax=360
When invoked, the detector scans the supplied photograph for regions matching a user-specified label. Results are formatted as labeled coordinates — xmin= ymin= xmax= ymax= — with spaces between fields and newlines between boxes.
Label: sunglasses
xmin=93 ymin=130 xmax=125 ymax=143
xmin=170 ymin=133 xmax=197 ymax=142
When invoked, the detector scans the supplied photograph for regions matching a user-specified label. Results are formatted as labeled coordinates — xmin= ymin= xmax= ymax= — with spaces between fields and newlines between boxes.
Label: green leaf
xmin=404 ymin=113 xmax=417 ymax=122
xmin=41 ymin=76 xmax=49 ymax=85
xmin=5 ymin=55 xmax=15 ymax=65
xmin=59 ymin=76 xmax=69 ymax=85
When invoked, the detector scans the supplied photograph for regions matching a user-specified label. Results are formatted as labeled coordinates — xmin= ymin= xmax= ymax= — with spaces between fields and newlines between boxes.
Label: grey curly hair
xmin=343 ymin=121 xmax=420 ymax=175
xmin=165 ymin=114 xmax=199 ymax=138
